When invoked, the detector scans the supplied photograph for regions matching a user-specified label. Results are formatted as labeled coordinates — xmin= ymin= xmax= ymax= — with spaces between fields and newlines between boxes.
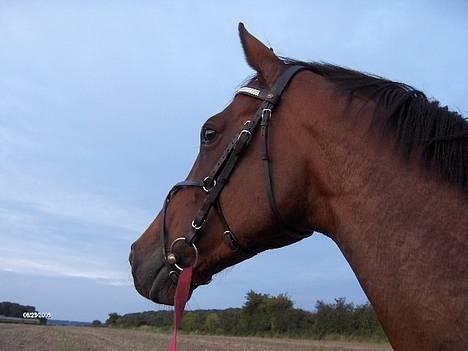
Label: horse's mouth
xmin=130 ymin=253 xmax=174 ymax=305
xmin=147 ymin=264 xmax=209 ymax=305
xmin=148 ymin=264 xmax=177 ymax=305
xmin=131 ymin=248 xmax=213 ymax=306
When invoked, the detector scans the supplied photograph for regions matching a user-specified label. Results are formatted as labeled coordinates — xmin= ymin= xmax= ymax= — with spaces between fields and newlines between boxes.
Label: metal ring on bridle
xmin=236 ymin=129 xmax=252 ymax=142
xmin=168 ymin=270 xmax=179 ymax=284
xmin=202 ymin=176 xmax=217 ymax=193
xmin=169 ymin=237 xmax=199 ymax=271
xmin=191 ymin=219 xmax=204 ymax=230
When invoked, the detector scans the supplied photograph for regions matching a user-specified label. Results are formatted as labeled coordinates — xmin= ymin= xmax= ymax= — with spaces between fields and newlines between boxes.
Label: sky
xmin=1 ymin=1 xmax=467 ymax=322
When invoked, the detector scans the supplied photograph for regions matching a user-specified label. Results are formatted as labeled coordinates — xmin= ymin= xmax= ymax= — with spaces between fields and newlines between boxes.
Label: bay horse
xmin=130 ymin=24 xmax=468 ymax=350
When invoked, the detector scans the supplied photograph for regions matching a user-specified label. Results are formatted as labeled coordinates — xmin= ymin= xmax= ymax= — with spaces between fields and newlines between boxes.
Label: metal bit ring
xmin=168 ymin=237 xmax=199 ymax=271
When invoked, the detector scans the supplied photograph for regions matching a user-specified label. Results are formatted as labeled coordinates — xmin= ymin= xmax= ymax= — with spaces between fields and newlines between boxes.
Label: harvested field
xmin=0 ymin=324 xmax=392 ymax=351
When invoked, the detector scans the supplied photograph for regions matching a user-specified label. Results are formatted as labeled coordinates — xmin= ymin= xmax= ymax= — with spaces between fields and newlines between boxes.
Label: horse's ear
xmin=238 ymin=23 xmax=283 ymax=86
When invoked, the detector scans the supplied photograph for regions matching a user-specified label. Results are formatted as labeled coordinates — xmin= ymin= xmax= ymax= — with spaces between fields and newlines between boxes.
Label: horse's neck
xmin=330 ymin=160 xmax=468 ymax=350
xmin=330 ymin=127 xmax=467 ymax=349
xmin=295 ymin=81 xmax=468 ymax=350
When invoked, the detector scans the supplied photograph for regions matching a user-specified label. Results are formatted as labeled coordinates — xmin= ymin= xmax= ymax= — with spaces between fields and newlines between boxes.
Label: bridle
xmin=159 ymin=65 xmax=312 ymax=282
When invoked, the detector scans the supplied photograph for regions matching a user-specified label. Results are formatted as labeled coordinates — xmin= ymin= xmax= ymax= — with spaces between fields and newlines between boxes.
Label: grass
xmin=111 ymin=325 xmax=388 ymax=344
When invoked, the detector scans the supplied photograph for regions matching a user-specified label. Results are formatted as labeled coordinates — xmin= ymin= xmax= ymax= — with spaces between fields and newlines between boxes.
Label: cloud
xmin=0 ymin=232 xmax=134 ymax=287
xmin=0 ymin=124 xmax=149 ymax=286
xmin=0 ymin=256 xmax=130 ymax=286
xmin=0 ymin=168 xmax=144 ymax=285
xmin=0 ymin=160 xmax=152 ymax=236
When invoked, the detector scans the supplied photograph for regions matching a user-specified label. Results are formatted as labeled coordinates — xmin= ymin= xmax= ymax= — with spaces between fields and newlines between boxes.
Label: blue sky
xmin=1 ymin=1 xmax=467 ymax=322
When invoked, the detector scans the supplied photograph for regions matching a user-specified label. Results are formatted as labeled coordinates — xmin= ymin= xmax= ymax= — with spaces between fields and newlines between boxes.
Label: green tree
xmin=218 ymin=309 xmax=240 ymax=335
xmin=181 ymin=312 xmax=201 ymax=332
xmin=99 ymin=293 xmax=386 ymax=341
xmin=0 ymin=302 xmax=35 ymax=318
xmin=240 ymin=291 xmax=295 ymax=335
xmin=91 ymin=320 xmax=102 ymax=327
xmin=267 ymin=294 xmax=294 ymax=334
xmin=105 ymin=312 xmax=121 ymax=326
xmin=314 ymin=298 xmax=355 ymax=337
xmin=204 ymin=313 xmax=221 ymax=334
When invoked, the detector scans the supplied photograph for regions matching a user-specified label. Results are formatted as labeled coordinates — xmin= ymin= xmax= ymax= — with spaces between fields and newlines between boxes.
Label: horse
xmin=130 ymin=23 xmax=468 ymax=350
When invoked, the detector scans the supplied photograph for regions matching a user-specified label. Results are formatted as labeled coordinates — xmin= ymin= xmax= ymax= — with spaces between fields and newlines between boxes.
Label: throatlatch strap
xmin=167 ymin=267 xmax=192 ymax=351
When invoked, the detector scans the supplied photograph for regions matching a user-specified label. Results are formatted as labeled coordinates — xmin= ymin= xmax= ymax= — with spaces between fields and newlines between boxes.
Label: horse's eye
xmin=202 ymin=128 xmax=217 ymax=144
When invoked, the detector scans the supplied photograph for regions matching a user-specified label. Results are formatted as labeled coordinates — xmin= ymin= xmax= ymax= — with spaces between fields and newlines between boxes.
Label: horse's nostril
xmin=129 ymin=244 xmax=135 ymax=265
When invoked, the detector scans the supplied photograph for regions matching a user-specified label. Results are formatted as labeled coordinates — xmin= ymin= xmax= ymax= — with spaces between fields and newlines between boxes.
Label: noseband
xmin=159 ymin=65 xmax=312 ymax=282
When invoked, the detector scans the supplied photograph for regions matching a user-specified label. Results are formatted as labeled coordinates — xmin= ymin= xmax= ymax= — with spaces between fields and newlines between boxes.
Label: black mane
xmin=282 ymin=58 xmax=468 ymax=193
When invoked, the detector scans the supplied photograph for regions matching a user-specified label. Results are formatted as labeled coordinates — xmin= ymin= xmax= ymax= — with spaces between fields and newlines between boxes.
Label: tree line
xmin=0 ymin=301 xmax=47 ymax=325
xmin=105 ymin=291 xmax=387 ymax=342
xmin=0 ymin=301 xmax=36 ymax=318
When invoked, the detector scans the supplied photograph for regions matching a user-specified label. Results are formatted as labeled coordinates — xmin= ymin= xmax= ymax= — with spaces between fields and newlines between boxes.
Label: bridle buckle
xmin=202 ymin=176 xmax=216 ymax=193
xmin=191 ymin=219 xmax=205 ymax=230
xmin=262 ymin=108 xmax=272 ymax=122
xmin=236 ymin=129 xmax=252 ymax=142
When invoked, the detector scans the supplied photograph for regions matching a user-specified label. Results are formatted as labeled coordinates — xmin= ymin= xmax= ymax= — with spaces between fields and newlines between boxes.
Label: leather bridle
xmin=159 ymin=65 xmax=312 ymax=282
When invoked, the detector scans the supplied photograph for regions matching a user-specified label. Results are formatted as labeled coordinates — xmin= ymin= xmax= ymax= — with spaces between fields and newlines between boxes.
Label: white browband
xmin=237 ymin=86 xmax=261 ymax=96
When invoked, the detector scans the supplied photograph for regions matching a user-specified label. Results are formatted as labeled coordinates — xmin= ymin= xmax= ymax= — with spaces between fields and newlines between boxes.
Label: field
xmin=0 ymin=324 xmax=392 ymax=351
